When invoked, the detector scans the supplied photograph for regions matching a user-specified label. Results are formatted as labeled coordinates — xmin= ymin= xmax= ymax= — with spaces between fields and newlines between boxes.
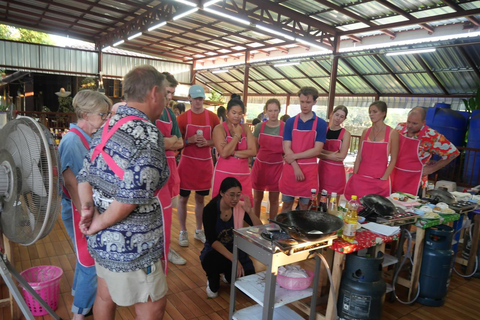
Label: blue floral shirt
xmin=78 ymin=105 xmax=169 ymax=272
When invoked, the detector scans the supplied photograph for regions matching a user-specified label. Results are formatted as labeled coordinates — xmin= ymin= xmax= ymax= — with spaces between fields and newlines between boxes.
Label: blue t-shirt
xmin=59 ymin=124 xmax=91 ymax=220
xmin=78 ymin=105 xmax=169 ymax=272
xmin=283 ymin=112 xmax=327 ymax=143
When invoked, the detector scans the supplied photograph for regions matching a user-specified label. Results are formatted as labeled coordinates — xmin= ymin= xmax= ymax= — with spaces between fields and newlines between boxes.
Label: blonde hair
xmin=73 ymin=90 xmax=112 ymax=118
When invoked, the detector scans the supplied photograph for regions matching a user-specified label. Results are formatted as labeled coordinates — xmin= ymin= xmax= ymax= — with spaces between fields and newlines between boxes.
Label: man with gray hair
xmin=392 ymin=106 xmax=459 ymax=195
xmin=78 ymin=65 xmax=169 ymax=320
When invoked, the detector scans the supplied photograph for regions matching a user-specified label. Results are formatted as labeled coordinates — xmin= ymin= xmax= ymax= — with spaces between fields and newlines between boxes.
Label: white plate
xmin=421 ymin=213 xmax=441 ymax=219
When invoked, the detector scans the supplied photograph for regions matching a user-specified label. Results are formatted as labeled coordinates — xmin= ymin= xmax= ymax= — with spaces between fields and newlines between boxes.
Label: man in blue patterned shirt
xmin=78 ymin=65 xmax=169 ymax=319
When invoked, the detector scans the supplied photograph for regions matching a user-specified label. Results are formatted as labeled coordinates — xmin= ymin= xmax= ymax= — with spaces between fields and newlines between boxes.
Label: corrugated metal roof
xmin=398 ymin=73 xmax=445 ymax=94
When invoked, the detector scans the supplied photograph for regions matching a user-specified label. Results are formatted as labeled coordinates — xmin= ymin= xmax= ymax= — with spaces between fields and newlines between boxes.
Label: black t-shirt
xmin=326 ymin=128 xmax=342 ymax=140
xmin=200 ymin=197 xmax=253 ymax=261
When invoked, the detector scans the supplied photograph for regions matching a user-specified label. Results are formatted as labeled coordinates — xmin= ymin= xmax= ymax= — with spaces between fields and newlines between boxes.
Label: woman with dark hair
xmin=212 ymin=99 xmax=256 ymax=203
xmin=318 ymin=105 xmax=351 ymax=197
xmin=174 ymin=102 xmax=185 ymax=116
xmin=344 ymin=101 xmax=399 ymax=200
xmin=217 ymin=106 xmax=227 ymax=123
xmin=251 ymin=98 xmax=284 ymax=219
xmin=200 ymin=177 xmax=261 ymax=298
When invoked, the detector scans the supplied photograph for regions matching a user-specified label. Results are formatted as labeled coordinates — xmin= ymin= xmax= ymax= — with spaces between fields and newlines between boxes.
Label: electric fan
xmin=0 ymin=116 xmax=62 ymax=320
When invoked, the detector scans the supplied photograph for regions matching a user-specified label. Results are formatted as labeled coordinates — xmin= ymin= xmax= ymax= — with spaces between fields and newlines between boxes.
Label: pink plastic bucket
xmin=20 ymin=265 xmax=63 ymax=316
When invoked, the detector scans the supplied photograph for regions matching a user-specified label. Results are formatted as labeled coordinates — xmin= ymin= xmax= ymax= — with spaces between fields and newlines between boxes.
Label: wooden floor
xmin=2 ymin=195 xmax=480 ymax=320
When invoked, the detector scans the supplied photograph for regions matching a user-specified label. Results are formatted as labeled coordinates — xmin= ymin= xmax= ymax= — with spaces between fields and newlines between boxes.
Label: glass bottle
xmin=308 ymin=189 xmax=318 ymax=211
xmin=319 ymin=189 xmax=328 ymax=212
xmin=328 ymin=192 xmax=338 ymax=215
xmin=342 ymin=195 xmax=359 ymax=243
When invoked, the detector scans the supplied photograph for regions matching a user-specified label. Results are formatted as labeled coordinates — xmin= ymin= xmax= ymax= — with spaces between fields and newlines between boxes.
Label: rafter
xmin=236 ymin=68 xmax=275 ymax=94
xmin=292 ymin=65 xmax=329 ymax=94
xmin=373 ymin=55 xmax=413 ymax=94
xmin=374 ymin=0 xmax=434 ymax=34
xmin=340 ymin=58 xmax=380 ymax=95
xmin=413 ymin=54 xmax=448 ymax=95
xmin=254 ymin=66 xmax=294 ymax=95
xmin=310 ymin=60 xmax=354 ymax=95
xmin=457 ymin=46 xmax=480 ymax=80
xmin=442 ymin=0 xmax=480 ymax=27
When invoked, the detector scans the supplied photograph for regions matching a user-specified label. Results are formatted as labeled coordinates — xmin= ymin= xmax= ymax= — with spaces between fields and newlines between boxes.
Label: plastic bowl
xmin=276 ymin=270 xmax=314 ymax=290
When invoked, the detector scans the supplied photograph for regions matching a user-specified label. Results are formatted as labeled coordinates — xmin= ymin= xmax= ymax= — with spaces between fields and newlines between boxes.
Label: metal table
xmin=228 ymin=224 xmax=335 ymax=320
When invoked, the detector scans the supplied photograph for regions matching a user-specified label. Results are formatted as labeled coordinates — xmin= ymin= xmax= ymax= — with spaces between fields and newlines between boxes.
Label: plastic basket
xmin=19 ymin=265 xmax=63 ymax=316
xmin=277 ymin=270 xmax=314 ymax=291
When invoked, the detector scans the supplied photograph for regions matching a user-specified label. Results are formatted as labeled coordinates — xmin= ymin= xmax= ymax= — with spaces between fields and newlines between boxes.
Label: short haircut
xmin=297 ymin=86 xmax=319 ymax=101
xmin=252 ymin=118 xmax=261 ymax=125
xmin=333 ymin=105 xmax=348 ymax=118
xmin=409 ymin=106 xmax=427 ymax=121
xmin=123 ymin=65 xmax=166 ymax=103
xmin=175 ymin=103 xmax=185 ymax=113
xmin=369 ymin=100 xmax=388 ymax=120
xmin=73 ymin=90 xmax=112 ymax=118
xmin=227 ymin=98 xmax=245 ymax=113
xmin=162 ymin=71 xmax=178 ymax=87
xmin=280 ymin=114 xmax=290 ymax=122
xmin=264 ymin=98 xmax=281 ymax=113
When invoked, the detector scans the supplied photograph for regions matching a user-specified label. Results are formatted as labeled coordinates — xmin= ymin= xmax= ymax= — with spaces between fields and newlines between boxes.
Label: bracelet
xmin=233 ymin=133 xmax=240 ymax=139
xmin=185 ymin=139 xmax=189 ymax=145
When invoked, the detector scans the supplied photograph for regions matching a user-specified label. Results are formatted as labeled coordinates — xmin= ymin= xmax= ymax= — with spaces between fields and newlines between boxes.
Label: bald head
xmin=406 ymin=107 xmax=427 ymax=137
xmin=409 ymin=107 xmax=426 ymax=121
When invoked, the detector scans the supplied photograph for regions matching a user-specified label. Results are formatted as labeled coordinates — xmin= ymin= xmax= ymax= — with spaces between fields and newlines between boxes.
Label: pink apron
xmin=155 ymin=109 xmax=180 ymax=197
xmin=391 ymin=126 xmax=428 ymax=196
xmin=212 ymin=122 xmax=253 ymax=204
xmin=91 ymin=116 xmax=172 ymax=273
xmin=62 ymin=128 xmax=94 ymax=267
xmin=344 ymin=126 xmax=391 ymax=201
xmin=251 ymin=121 xmax=284 ymax=192
xmin=279 ymin=116 xmax=319 ymax=198
xmin=177 ymin=110 xmax=213 ymax=191
xmin=318 ymin=128 xmax=346 ymax=195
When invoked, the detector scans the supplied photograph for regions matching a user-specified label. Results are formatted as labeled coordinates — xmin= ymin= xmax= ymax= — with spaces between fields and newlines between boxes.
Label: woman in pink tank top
xmin=344 ymin=101 xmax=399 ymax=201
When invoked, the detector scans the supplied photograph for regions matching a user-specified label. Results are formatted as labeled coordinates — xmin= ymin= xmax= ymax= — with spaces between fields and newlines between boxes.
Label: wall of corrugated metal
xmin=0 ymin=40 xmax=192 ymax=82
xmin=102 ymin=54 xmax=191 ymax=83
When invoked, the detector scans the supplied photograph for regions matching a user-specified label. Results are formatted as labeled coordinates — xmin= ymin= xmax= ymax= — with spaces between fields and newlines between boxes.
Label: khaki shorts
xmin=96 ymin=260 xmax=168 ymax=307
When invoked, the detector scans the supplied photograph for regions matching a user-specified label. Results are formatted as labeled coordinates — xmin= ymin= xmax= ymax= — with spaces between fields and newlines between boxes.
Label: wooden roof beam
xmin=236 ymin=68 xmax=275 ymax=94
xmin=253 ymin=67 xmax=294 ymax=95
xmin=310 ymin=60 xmax=354 ymax=95
xmin=373 ymin=0 xmax=434 ymax=34
xmin=292 ymin=65 xmax=329 ymax=94
xmin=442 ymin=0 xmax=480 ymax=27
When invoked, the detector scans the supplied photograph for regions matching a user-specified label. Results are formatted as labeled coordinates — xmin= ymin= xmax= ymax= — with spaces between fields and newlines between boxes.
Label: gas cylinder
xmin=337 ymin=252 xmax=386 ymax=320
xmin=417 ymin=225 xmax=454 ymax=306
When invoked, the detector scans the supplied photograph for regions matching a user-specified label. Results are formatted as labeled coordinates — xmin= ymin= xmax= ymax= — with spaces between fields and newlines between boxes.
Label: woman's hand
xmin=293 ymin=165 xmax=305 ymax=181
xmin=231 ymin=123 xmax=243 ymax=137
xmin=243 ymin=195 xmax=252 ymax=214
xmin=237 ymin=261 xmax=245 ymax=278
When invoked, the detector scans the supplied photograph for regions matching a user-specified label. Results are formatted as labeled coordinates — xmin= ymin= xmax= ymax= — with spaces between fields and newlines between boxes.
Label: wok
xmin=425 ymin=189 xmax=456 ymax=204
xmin=275 ymin=210 xmax=343 ymax=242
xmin=359 ymin=194 xmax=396 ymax=222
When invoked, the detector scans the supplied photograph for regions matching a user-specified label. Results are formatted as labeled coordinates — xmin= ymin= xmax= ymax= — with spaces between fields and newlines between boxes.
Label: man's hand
xmin=293 ymin=165 xmax=305 ymax=181
xmin=423 ymin=165 xmax=435 ymax=176
xmin=284 ymin=153 xmax=296 ymax=164
xmin=196 ymin=135 xmax=208 ymax=147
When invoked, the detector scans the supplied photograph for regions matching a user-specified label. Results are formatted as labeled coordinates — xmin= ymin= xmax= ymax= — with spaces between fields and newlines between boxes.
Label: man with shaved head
xmin=392 ymin=106 xmax=459 ymax=195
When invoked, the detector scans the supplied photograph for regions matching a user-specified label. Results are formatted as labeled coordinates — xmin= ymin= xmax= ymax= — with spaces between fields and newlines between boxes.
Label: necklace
xmin=371 ymin=125 xmax=385 ymax=142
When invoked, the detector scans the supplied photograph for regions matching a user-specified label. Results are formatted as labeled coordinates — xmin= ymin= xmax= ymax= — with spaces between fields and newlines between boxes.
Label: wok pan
xmin=425 ymin=189 xmax=456 ymax=204
xmin=275 ymin=210 xmax=343 ymax=242
xmin=359 ymin=194 xmax=397 ymax=222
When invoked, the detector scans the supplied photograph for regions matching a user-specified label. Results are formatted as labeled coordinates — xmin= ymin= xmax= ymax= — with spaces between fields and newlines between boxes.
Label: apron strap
xmin=62 ymin=128 xmax=90 ymax=198
xmin=91 ymin=115 xmax=147 ymax=180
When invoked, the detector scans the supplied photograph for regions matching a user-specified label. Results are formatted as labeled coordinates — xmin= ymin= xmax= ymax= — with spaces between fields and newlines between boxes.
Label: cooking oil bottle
xmin=342 ymin=195 xmax=359 ymax=242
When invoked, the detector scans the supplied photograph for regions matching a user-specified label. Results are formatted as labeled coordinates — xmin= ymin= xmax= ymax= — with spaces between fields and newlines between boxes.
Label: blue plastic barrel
xmin=425 ymin=103 xmax=467 ymax=147
xmin=464 ymin=110 xmax=480 ymax=185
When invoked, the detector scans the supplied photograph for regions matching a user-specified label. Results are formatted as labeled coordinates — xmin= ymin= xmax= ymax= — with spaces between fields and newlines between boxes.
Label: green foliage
xmin=207 ymin=90 xmax=225 ymax=104
xmin=462 ymin=87 xmax=480 ymax=113
xmin=0 ymin=24 xmax=54 ymax=45
xmin=0 ymin=103 xmax=8 ymax=112
xmin=58 ymin=96 xmax=73 ymax=113
xmin=79 ymin=77 xmax=97 ymax=91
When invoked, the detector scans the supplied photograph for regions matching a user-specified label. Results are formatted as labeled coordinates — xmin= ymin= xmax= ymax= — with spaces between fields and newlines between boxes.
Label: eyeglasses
xmin=95 ymin=111 xmax=112 ymax=120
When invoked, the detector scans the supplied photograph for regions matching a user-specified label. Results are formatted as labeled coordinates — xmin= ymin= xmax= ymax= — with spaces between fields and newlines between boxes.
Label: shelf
xmin=382 ymin=254 xmax=398 ymax=267
xmin=232 ymin=305 xmax=304 ymax=320
xmin=235 ymin=272 xmax=313 ymax=308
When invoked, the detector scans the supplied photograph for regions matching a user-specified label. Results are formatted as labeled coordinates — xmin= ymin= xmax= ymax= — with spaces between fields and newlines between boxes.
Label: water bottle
xmin=342 ymin=195 xmax=359 ymax=243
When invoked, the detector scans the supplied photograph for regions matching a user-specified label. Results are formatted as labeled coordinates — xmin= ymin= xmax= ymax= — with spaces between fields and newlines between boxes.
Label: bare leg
xmin=253 ymin=190 xmax=264 ymax=218
xmin=134 ymin=296 xmax=167 ymax=320
xmin=93 ymin=277 xmax=116 ymax=320
xmin=299 ymin=200 xmax=309 ymax=211
xmin=178 ymin=195 xmax=189 ymax=231
xmin=268 ymin=191 xmax=280 ymax=220
xmin=282 ymin=201 xmax=293 ymax=213
xmin=194 ymin=193 xmax=205 ymax=230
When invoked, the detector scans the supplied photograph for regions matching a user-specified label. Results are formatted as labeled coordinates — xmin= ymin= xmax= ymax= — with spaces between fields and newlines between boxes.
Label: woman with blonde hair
xmin=344 ymin=101 xmax=399 ymax=200
xmin=250 ymin=98 xmax=284 ymax=218
xmin=59 ymin=90 xmax=112 ymax=319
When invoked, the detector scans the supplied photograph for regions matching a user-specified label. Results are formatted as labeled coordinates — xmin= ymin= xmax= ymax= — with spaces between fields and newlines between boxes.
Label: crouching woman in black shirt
xmin=200 ymin=177 xmax=262 ymax=298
